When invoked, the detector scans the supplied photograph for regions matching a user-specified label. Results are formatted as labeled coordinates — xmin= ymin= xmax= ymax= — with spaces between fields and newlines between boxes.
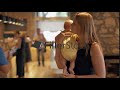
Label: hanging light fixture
xmin=20 ymin=19 xmax=24 ymax=26
xmin=15 ymin=19 xmax=20 ymax=25
xmin=21 ymin=19 xmax=27 ymax=26
xmin=23 ymin=19 xmax=27 ymax=26
xmin=8 ymin=17 xmax=13 ymax=24
xmin=12 ymin=18 xmax=16 ymax=25
xmin=14 ymin=19 xmax=17 ymax=25
xmin=3 ymin=16 xmax=9 ymax=23
xmin=0 ymin=15 xmax=3 ymax=22
xmin=17 ymin=19 xmax=20 ymax=26
xmin=2 ymin=12 xmax=9 ymax=24
xmin=21 ymin=23 xmax=24 ymax=26
xmin=17 ymin=19 xmax=22 ymax=26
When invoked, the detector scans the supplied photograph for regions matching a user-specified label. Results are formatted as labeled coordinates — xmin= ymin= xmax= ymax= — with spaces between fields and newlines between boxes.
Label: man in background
xmin=33 ymin=28 xmax=46 ymax=66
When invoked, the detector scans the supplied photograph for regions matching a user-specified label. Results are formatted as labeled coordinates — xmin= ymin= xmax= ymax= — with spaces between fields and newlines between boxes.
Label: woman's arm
xmin=0 ymin=64 xmax=10 ymax=74
xmin=64 ymin=43 xmax=106 ymax=78
xmin=16 ymin=38 xmax=22 ymax=49
xmin=0 ymin=48 xmax=10 ymax=75
xmin=42 ymin=34 xmax=46 ymax=42
xmin=55 ymin=46 xmax=64 ymax=69
xmin=77 ymin=43 xmax=106 ymax=78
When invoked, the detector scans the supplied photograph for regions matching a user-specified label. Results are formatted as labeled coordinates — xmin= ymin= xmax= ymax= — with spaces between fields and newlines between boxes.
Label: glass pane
xmin=36 ymin=20 xmax=65 ymax=41
xmin=38 ymin=12 xmax=68 ymax=17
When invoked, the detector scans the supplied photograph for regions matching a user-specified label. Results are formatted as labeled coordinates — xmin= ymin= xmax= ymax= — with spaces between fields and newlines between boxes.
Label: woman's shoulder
xmin=90 ymin=42 xmax=99 ymax=47
xmin=90 ymin=42 xmax=102 ymax=56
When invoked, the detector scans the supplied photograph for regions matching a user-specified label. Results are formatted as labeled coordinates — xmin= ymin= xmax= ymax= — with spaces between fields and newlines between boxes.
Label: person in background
xmin=24 ymin=34 xmax=32 ymax=72
xmin=0 ymin=47 xmax=10 ymax=78
xmin=33 ymin=28 xmax=46 ymax=67
xmin=14 ymin=31 xmax=26 ymax=78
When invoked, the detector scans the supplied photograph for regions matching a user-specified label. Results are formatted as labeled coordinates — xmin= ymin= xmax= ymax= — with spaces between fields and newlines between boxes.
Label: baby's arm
xmin=62 ymin=58 xmax=69 ymax=75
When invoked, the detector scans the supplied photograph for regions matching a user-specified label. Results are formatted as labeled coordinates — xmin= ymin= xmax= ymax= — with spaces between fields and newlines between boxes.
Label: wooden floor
xmin=6 ymin=47 xmax=119 ymax=78
xmin=7 ymin=47 xmax=63 ymax=78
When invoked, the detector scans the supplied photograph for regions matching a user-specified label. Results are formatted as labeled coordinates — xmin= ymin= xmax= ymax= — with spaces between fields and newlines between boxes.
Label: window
xmin=38 ymin=12 xmax=68 ymax=17
xmin=35 ymin=12 xmax=69 ymax=41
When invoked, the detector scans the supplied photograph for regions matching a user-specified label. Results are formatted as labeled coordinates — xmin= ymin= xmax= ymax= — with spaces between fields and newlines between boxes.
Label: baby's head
xmin=64 ymin=19 xmax=73 ymax=31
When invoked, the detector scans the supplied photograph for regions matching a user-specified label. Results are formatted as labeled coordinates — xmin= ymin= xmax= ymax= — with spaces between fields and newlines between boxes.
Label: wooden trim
xmin=104 ymin=56 xmax=120 ymax=59
xmin=35 ymin=17 xmax=70 ymax=21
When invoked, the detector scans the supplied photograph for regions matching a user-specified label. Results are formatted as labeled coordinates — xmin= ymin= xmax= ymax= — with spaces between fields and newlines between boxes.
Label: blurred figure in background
xmin=24 ymin=34 xmax=32 ymax=72
xmin=14 ymin=31 xmax=26 ymax=78
xmin=0 ymin=46 xmax=10 ymax=78
xmin=33 ymin=28 xmax=46 ymax=67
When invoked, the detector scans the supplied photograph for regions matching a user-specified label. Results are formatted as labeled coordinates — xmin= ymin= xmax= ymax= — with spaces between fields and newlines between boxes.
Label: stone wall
xmin=91 ymin=12 xmax=119 ymax=56
xmin=70 ymin=12 xmax=119 ymax=56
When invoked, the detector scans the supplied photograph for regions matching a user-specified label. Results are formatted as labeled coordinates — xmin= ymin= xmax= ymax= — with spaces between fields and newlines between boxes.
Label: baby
xmin=55 ymin=20 xmax=79 ymax=75
xmin=61 ymin=33 xmax=79 ymax=74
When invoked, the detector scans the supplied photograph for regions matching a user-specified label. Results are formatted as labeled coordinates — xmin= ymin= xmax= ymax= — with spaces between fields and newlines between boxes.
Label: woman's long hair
xmin=74 ymin=12 xmax=102 ymax=55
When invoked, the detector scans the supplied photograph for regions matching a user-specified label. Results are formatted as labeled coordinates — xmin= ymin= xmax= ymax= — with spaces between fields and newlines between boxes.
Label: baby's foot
xmin=63 ymin=67 xmax=69 ymax=75
xmin=69 ymin=68 xmax=75 ymax=74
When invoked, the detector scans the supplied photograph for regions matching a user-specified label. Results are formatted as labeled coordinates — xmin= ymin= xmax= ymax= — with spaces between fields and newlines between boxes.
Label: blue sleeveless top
xmin=66 ymin=44 xmax=94 ymax=75
xmin=0 ymin=47 xmax=8 ymax=65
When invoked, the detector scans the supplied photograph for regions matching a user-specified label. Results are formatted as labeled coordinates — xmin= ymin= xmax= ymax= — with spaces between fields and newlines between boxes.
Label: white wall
xmin=37 ymin=20 xmax=65 ymax=41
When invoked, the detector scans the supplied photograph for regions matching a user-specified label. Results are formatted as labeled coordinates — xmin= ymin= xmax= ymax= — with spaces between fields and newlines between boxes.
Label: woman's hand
xmin=63 ymin=73 xmax=76 ymax=78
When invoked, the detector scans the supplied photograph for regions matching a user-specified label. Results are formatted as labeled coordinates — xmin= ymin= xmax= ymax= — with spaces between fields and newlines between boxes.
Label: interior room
xmin=0 ymin=12 xmax=119 ymax=78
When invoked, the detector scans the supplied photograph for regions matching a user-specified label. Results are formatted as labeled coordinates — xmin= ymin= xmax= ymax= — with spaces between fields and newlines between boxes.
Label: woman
xmin=24 ymin=35 xmax=32 ymax=72
xmin=56 ymin=12 xmax=106 ymax=78
xmin=0 ymin=47 xmax=10 ymax=78
xmin=14 ymin=31 xmax=26 ymax=78
xmin=33 ymin=28 xmax=46 ymax=66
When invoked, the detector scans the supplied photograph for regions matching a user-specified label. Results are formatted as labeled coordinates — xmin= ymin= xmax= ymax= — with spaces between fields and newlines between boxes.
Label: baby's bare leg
xmin=69 ymin=60 xmax=75 ymax=74
xmin=62 ymin=59 xmax=69 ymax=75
xmin=63 ymin=65 xmax=68 ymax=75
